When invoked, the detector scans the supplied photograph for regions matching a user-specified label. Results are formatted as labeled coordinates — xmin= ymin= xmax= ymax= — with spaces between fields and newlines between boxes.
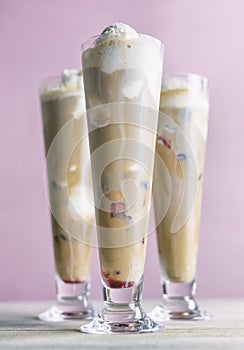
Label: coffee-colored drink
xmin=41 ymin=69 xmax=94 ymax=285
xmin=154 ymin=74 xmax=209 ymax=283
xmin=82 ymin=24 xmax=163 ymax=289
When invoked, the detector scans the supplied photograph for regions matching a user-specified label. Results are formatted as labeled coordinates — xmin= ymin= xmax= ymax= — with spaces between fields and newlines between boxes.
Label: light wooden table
xmin=0 ymin=299 xmax=244 ymax=349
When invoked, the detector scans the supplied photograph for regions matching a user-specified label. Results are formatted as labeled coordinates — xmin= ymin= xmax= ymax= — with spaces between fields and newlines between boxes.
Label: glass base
xmin=150 ymin=303 xmax=211 ymax=321
xmin=80 ymin=282 xmax=163 ymax=334
xmin=39 ymin=279 xmax=95 ymax=322
xmin=149 ymin=280 xmax=211 ymax=321
xmin=38 ymin=304 xmax=95 ymax=322
xmin=80 ymin=304 xmax=162 ymax=334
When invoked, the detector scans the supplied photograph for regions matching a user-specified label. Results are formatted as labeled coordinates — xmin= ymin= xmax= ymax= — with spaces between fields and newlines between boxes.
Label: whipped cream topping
xmin=95 ymin=23 xmax=138 ymax=45
xmin=41 ymin=69 xmax=84 ymax=102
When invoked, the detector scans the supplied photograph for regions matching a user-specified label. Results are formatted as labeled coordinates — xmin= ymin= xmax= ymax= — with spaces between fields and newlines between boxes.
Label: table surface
xmin=0 ymin=299 xmax=244 ymax=349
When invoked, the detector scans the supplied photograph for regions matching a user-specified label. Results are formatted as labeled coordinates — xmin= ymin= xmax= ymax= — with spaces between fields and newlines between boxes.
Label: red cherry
xmin=102 ymin=272 xmax=134 ymax=288
xmin=159 ymin=134 xmax=171 ymax=148
xmin=111 ymin=202 xmax=125 ymax=217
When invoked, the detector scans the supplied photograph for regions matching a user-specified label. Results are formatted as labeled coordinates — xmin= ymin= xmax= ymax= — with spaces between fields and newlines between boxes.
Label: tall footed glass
xmin=39 ymin=69 xmax=95 ymax=321
xmin=80 ymin=26 xmax=164 ymax=334
xmin=151 ymin=73 xmax=211 ymax=320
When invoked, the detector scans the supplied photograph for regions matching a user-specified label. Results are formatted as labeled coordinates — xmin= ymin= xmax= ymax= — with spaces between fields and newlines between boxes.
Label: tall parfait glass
xmin=80 ymin=24 xmax=164 ymax=333
xmin=151 ymin=73 xmax=211 ymax=320
xmin=39 ymin=69 xmax=95 ymax=321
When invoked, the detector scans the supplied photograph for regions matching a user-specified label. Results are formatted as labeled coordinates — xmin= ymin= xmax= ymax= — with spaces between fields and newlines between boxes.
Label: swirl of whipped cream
xmin=95 ymin=23 xmax=138 ymax=45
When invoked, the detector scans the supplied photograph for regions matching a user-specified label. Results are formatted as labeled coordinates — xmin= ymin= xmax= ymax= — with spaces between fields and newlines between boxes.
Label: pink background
xmin=1 ymin=0 xmax=244 ymax=301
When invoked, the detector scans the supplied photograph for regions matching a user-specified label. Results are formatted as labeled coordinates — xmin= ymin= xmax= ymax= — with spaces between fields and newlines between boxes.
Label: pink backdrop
xmin=1 ymin=0 xmax=244 ymax=301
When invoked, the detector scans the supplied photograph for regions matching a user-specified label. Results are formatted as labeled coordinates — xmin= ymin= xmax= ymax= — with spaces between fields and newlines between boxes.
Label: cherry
xmin=102 ymin=272 xmax=134 ymax=288
xmin=159 ymin=134 xmax=171 ymax=148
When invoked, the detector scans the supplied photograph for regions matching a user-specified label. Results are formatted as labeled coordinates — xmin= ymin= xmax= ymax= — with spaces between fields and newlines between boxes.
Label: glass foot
xmin=149 ymin=303 xmax=211 ymax=321
xmin=80 ymin=311 xmax=163 ymax=334
xmin=149 ymin=280 xmax=211 ymax=321
xmin=39 ymin=279 xmax=95 ymax=321
xmin=38 ymin=304 xmax=95 ymax=322
xmin=80 ymin=282 xmax=163 ymax=333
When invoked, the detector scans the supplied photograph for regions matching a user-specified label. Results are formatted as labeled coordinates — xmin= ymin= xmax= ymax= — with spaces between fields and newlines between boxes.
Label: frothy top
xmin=162 ymin=77 xmax=189 ymax=91
xmin=83 ymin=23 xmax=162 ymax=73
xmin=41 ymin=69 xmax=84 ymax=102
xmin=82 ymin=24 xmax=163 ymax=101
xmin=160 ymin=75 xmax=209 ymax=112
xmin=95 ymin=23 xmax=138 ymax=45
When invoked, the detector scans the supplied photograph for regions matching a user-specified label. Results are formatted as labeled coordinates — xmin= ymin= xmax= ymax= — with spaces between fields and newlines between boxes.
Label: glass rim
xmin=162 ymin=72 xmax=208 ymax=91
xmin=39 ymin=69 xmax=82 ymax=95
xmin=81 ymin=32 xmax=163 ymax=53
xmin=39 ymin=75 xmax=61 ymax=94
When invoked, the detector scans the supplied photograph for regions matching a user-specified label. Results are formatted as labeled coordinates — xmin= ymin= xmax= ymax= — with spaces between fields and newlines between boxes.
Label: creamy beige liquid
xmin=154 ymin=81 xmax=209 ymax=283
xmin=41 ymin=70 xmax=93 ymax=283
xmin=82 ymin=32 xmax=163 ymax=288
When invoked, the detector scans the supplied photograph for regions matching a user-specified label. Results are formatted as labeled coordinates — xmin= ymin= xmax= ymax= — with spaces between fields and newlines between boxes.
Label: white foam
xmin=41 ymin=69 xmax=84 ymax=103
xmin=83 ymin=35 xmax=162 ymax=73
xmin=121 ymin=70 xmax=143 ymax=99
xmin=163 ymin=77 xmax=189 ymax=91
xmin=100 ymin=52 xmax=123 ymax=74
xmin=69 ymin=185 xmax=94 ymax=222
xmin=72 ymin=97 xmax=84 ymax=119
xmin=82 ymin=25 xmax=163 ymax=101
xmin=160 ymin=77 xmax=209 ymax=112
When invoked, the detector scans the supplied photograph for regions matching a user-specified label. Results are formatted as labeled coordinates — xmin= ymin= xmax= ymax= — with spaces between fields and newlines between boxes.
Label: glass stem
xmin=103 ymin=279 xmax=143 ymax=304
xmin=56 ymin=277 xmax=90 ymax=308
xmin=161 ymin=279 xmax=198 ymax=313
xmin=99 ymin=278 xmax=144 ymax=324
